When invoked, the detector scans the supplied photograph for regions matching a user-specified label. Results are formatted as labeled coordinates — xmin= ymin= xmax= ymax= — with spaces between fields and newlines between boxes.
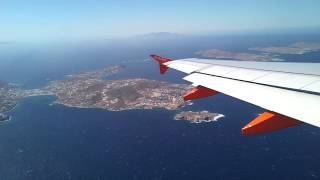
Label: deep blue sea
xmin=0 ymin=34 xmax=320 ymax=180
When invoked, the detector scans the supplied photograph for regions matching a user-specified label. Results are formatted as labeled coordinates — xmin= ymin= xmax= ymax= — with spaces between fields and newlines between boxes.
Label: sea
xmin=0 ymin=33 xmax=320 ymax=180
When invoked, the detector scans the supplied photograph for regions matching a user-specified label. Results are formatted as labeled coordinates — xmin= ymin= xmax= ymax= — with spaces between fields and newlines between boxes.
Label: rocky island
xmin=0 ymin=113 xmax=10 ymax=122
xmin=174 ymin=111 xmax=225 ymax=123
xmin=44 ymin=66 xmax=191 ymax=111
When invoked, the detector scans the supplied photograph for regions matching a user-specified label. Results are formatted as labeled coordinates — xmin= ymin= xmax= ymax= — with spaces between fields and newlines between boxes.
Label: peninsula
xmin=250 ymin=42 xmax=320 ymax=54
xmin=0 ymin=82 xmax=49 ymax=113
xmin=44 ymin=66 xmax=191 ymax=111
xmin=174 ymin=111 xmax=225 ymax=123
xmin=1 ymin=65 xmax=191 ymax=113
xmin=0 ymin=65 xmax=227 ymax=123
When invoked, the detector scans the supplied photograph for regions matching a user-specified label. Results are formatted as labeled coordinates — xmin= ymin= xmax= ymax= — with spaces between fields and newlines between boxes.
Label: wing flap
xmin=196 ymin=64 xmax=320 ymax=93
xmin=302 ymin=80 xmax=320 ymax=93
xmin=252 ymin=72 xmax=320 ymax=91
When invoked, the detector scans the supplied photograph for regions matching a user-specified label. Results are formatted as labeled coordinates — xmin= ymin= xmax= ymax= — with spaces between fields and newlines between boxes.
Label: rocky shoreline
xmin=174 ymin=111 xmax=225 ymax=123
xmin=0 ymin=113 xmax=10 ymax=122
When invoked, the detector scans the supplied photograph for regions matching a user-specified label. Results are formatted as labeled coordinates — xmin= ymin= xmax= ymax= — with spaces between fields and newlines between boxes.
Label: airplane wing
xmin=150 ymin=55 xmax=320 ymax=135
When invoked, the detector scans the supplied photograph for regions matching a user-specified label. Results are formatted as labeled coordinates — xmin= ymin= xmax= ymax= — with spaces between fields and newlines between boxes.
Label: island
xmin=250 ymin=42 xmax=320 ymax=54
xmin=0 ymin=64 xmax=228 ymax=124
xmin=43 ymin=66 xmax=191 ymax=111
xmin=0 ymin=66 xmax=125 ymax=115
xmin=174 ymin=111 xmax=225 ymax=123
xmin=195 ymin=42 xmax=320 ymax=61
xmin=1 ymin=65 xmax=192 ymax=114
xmin=195 ymin=49 xmax=283 ymax=61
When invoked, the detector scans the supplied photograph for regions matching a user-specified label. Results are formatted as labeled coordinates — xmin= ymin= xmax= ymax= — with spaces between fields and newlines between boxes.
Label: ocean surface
xmin=0 ymin=34 xmax=320 ymax=180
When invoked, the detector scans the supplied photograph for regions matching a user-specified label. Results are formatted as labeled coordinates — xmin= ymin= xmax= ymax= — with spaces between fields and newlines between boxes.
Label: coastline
xmin=0 ymin=113 xmax=11 ymax=123
xmin=51 ymin=100 xmax=184 ymax=112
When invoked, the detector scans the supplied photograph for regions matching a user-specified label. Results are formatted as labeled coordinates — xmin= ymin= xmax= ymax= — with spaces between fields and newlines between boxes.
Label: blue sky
xmin=1 ymin=0 xmax=320 ymax=41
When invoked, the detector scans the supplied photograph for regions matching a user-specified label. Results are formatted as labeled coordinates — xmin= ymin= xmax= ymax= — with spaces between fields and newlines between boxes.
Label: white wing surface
xmin=151 ymin=55 xmax=320 ymax=135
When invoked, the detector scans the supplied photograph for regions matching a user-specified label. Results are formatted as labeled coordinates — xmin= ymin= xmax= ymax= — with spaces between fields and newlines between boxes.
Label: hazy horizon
xmin=1 ymin=0 xmax=320 ymax=42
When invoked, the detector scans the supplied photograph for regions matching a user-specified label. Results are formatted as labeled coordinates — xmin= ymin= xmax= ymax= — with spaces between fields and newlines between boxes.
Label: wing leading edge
xmin=150 ymin=54 xmax=320 ymax=135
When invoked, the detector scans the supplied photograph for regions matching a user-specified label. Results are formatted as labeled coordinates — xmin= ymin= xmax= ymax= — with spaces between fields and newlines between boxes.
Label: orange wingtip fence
xmin=150 ymin=55 xmax=172 ymax=74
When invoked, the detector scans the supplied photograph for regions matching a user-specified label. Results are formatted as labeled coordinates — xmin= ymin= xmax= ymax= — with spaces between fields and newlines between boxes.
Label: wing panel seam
xmin=193 ymin=71 xmax=320 ymax=95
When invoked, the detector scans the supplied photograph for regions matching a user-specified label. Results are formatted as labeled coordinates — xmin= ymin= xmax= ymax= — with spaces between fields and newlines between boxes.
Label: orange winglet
xmin=242 ymin=111 xmax=303 ymax=135
xmin=159 ymin=64 xmax=168 ymax=74
xmin=183 ymin=86 xmax=219 ymax=101
xmin=150 ymin=54 xmax=172 ymax=74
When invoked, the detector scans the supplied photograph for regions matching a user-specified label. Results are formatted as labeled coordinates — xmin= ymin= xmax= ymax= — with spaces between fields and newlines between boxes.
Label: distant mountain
xmin=137 ymin=32 xmax=181 ymax=38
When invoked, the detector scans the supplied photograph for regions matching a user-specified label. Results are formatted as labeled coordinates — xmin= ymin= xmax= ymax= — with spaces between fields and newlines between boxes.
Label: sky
xmin=1 ymin=0 xmax=320 ymax=41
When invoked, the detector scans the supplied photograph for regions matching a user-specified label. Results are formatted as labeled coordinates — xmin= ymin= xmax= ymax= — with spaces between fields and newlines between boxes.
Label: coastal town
xmin=44 ymin=66 xmax=191 ymax=111
xmin=0 ymin=65 xmax=223 ymax=122
xmin=0 ymin=81 xmax=52 ymax=113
